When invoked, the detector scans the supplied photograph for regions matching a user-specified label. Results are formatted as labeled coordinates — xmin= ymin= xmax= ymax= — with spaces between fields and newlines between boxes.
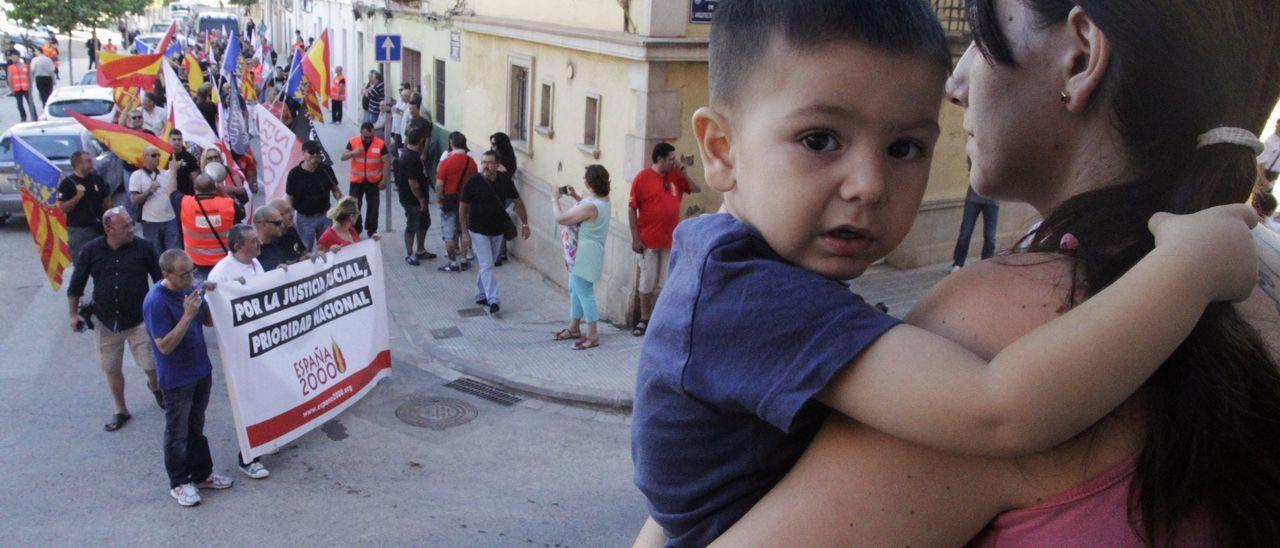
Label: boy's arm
xmin=818 ymin=205 xmax=1259 ymax=456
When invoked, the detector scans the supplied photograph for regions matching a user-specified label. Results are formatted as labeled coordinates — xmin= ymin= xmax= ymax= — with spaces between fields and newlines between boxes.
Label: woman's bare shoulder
xmin=905 ymin=253 xmax=1074 ymax=360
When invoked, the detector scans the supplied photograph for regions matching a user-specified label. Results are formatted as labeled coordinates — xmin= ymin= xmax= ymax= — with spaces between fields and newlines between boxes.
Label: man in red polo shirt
xmin=628 ymin=142 xmax=701 ymax=336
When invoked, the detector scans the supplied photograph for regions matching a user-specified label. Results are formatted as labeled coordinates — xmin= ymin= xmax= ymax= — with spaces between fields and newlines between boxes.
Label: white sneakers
xmin=197 ymin=472 xmax=234 ymax=490
xmin=239 ymin=461 xmax=270 ymax=479
xmin=171 ymin=473 xmax=234 ymax=506
xmin=170 ymin=483 xmax=200 ymax=507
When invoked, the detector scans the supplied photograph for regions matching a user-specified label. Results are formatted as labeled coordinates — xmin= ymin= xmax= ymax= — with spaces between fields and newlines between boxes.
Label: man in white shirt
xmin=390 ymin=84 xmax=411 ymax=148
xmin=140 ymin=93 xmax=168 ymax=136
xmin=29 ymin=49 xmax=55 ymax=106
xmin=202 ymin=223 xmax=270 ymax=481
xmin=128 ymin=146 xmax=180 ymax=254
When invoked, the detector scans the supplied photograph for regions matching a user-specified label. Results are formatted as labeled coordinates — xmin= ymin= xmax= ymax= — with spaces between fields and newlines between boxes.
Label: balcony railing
xmin=932 ymin=0 xmax=970 ymax=39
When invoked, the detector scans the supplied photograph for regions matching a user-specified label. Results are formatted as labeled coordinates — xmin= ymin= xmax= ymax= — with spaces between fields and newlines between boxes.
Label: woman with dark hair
xmin=491 ymin=132 xmax=519 ymax=265
xmin=701 ymin=1 xmax=1280 ymax=546
xmin=552 ymin=165 xmax=612 ymax=350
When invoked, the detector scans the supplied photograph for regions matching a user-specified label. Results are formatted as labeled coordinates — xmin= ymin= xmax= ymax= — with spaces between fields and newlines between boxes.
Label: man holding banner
xmin=144 ymin=250 xmax=235 ymax=507
xmin=204 ymin=240 xmax=391 ymax=466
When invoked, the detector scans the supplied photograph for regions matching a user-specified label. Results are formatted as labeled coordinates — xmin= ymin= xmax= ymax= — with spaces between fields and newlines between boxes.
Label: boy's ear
xmin=692 ymin=106 xmax=736 ymax=193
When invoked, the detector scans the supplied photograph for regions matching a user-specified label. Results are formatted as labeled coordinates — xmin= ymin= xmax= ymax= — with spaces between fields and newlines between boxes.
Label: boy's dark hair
xmin=709 ymin=0 xmax=951 ymax=105
xmin=168 ymin=128 xmax=183 ymax=138
xmin=360 ymin=122 xmax=375 ymax=132
xmin=301 ymin=140 xmax=323 ymax=155
xmin=651 ymin=142 xmax=675 ymax=164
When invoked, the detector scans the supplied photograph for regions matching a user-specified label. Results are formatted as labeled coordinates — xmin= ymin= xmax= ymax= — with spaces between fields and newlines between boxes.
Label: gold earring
xmin=1059 ymin=90 xmax=1071 ymax=104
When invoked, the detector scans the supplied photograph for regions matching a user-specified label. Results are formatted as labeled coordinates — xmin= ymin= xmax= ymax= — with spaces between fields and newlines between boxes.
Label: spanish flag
xmin=68 ymin=112 xmax=174 ymax=168
xmin=96 ymin=51 xmax=162 ymax=91
xmin=302 ymin=29 xmax=331 ymax=104
xmin=184 ymin=53 xmax=204 ymax=92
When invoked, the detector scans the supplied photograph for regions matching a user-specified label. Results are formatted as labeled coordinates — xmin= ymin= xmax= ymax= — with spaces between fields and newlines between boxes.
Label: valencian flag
xmin=113 ymin=86 xmax=142 ymax=115
xmin=302 ymin=29 xmax=331 ymax=104
xmin=69 ymin=112 xmax=174 ymax=168
xmin=97 ymin=51 xmax=163 ymax=91
xmin=13 ymin=137 xmax=73 ymax=291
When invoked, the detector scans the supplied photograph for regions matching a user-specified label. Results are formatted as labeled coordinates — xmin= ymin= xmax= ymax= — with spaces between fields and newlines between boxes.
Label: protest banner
xmin=205 ymin=240 xmax=391 ymax=459
xmin=250 ymin=103 xmax=302 ymax=201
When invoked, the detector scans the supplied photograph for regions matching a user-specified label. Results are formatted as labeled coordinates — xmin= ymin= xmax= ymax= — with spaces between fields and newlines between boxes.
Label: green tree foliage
xmin=6 ymin=0 xmax=149 ymax=33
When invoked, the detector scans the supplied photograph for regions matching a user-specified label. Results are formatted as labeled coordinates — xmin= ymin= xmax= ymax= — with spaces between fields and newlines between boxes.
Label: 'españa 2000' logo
xmin=292 ymin=338 xmax=350 ymax=397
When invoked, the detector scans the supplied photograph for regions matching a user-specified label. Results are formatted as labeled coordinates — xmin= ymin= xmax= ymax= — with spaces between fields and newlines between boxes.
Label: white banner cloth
xmin=250 ymin=103 xmax=302 ymax=202
xmin=206 ymin=241 xmax=391 ymax=459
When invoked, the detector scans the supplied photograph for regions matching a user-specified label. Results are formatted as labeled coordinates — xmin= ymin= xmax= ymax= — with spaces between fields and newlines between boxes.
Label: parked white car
xmin=41 ymin=85 xmax=116 ymax=124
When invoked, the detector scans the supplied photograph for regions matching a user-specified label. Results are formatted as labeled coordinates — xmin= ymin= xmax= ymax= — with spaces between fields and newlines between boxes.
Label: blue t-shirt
xmin=631 ymin=213 xmax=901 ymax=547
xmin=143 ymin=283 xmax=213 ymax=390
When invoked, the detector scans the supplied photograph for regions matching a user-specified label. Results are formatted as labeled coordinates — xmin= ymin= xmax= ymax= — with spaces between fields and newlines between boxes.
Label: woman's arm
xmin=554 ymin=200 xmax=597 ymax=226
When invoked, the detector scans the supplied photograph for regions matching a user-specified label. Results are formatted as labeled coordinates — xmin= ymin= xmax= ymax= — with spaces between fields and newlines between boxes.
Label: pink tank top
xmin=967 ymin=457 xmax=1215 ymax=547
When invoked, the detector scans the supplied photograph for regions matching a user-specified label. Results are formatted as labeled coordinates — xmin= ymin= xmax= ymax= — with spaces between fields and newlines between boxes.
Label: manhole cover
xmin=431 ymin=326 xmax=463 ymax=340
xmin=395 ymin=397 xmax=478 ymax=430
xmin=457 ymin=307 xmax=487 ymax=318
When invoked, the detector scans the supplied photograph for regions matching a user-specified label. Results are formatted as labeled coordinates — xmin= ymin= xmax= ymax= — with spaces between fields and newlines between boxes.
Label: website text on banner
xmin=205 ymin=240 xmax=391 ymax=460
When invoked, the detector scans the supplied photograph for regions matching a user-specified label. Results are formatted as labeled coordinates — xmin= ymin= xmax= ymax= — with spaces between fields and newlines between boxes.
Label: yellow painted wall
xmin=663 ymin=61 xmax=717 ymax=215
xmin=469 ymin=0 xmax=625 ymax=33
xmin=461 ymin=33 xmax=634 ymax=212
xmin=926 ymin=102 xmax=971 ymax=202
xmin=374 ymin=15 xmax=464 ymax=131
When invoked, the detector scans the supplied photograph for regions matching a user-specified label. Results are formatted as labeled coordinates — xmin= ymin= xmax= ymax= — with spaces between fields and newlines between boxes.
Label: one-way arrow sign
xmin=374 ymin=34 xmax=402 ymax=62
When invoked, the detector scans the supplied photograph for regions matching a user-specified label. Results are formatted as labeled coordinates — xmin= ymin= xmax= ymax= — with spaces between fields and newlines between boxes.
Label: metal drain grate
xmin=457 ymin=307 xmax=487 ymax=318
xmin=444 ymin=378 xmax=524 ymax=406
xmin=430 ymin=326 xmax=463 ymax=340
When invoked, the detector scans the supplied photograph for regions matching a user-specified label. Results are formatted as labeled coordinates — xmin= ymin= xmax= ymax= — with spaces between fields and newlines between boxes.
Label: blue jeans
xmin=470 ymin=231 xmax=504 ymax=305
xmin=569 ymin=274 xmax=599 ymax=323
xmin=141 ymin=219 xmax=182 ymax=255
xmin=296 ymin=213 xmax=331 ymax=253
xmin=162 ymin=375 xmax=214 ymax=488
xmin=952 ymin=201 xmax=1000 ymax=267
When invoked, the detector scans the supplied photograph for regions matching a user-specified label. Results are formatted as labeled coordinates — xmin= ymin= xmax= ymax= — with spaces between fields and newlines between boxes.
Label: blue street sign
xmin=374 ymin=34 xmax=402 ymax=62
xmin=691 ymin=0 xmax=718 ymax=23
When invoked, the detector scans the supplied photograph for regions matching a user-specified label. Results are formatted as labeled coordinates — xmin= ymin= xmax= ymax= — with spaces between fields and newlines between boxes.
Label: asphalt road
xmin=0 ymin=33 xmax=648 ymax=547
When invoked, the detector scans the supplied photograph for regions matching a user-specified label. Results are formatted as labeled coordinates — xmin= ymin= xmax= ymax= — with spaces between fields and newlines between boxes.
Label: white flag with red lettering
xmin=250 ymin=103 xmax=302 ymax=201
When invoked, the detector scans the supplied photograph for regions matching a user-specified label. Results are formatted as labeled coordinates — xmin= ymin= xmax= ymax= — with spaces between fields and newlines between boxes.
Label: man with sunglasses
xmin=627 ymin=142 xmax=701 ymax=336
xmin=130 ymin=146 xmax=180 ymax=254
xmin=253 ymin=205 xmax=303 ymax=270
xmin=68 ymin=207 xmax=164 ymax=432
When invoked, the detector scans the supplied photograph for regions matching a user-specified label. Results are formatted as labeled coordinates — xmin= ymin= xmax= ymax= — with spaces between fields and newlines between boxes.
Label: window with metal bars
xmin=932 ymin=0 xmax=970 ymax=38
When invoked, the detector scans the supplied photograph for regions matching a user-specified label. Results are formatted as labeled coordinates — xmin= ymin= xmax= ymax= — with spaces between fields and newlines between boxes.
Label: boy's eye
xmin=800 ymin=132 xmax=840 ymax=152
xmin=887 ymin=139 xmax=927 ymax=160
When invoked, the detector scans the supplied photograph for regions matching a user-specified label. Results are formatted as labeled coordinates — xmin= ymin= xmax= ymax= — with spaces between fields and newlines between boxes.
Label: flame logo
xmin=331 ymin=338 xmax=347 ymax=374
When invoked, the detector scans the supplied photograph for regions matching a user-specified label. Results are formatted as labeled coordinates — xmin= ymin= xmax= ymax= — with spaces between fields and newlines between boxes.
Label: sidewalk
xmin=311 ymin=124 xmax=950 ymax=411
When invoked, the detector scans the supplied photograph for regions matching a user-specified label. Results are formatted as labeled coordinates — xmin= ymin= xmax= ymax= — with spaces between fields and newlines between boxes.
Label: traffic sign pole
xmin=373 ymin=35 xmax=401 ymax=234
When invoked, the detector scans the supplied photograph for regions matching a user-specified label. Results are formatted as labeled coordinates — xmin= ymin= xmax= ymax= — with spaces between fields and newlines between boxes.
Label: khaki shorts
xmin=638 ymin=247 xmax=670 ymax=294
xmin=95 ymin=324 xmax=156 ymax=374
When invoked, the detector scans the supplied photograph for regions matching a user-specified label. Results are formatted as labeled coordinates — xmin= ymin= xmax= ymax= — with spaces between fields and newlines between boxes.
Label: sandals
xmin=104 ymin=413 xmax=132 ymax=432
xmin=632 ymin=320 xmax=648 ymax=337
xmin=553 ymin=328 xmax=582 ymax=341
xmin=572 ymin=337 xmax=600 ymax=351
